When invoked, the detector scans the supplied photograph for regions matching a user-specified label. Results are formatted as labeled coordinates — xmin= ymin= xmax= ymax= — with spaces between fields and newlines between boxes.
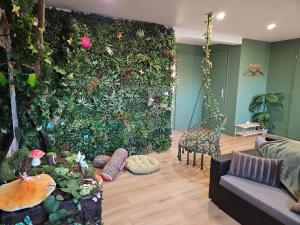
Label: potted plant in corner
xmin=249 ymin=93 xmax=283 ymax=134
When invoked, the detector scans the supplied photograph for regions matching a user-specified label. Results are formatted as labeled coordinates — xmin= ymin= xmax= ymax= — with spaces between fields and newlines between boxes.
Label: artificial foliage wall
xmin=0 ymin=5 xmax=176 ymax=159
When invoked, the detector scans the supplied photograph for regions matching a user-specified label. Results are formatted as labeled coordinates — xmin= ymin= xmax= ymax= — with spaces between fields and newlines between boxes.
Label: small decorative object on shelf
xmin=234 ymin=122 xmax=262 ymax=138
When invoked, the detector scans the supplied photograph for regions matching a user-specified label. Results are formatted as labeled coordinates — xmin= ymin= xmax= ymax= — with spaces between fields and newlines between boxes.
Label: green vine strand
xmin=201 ymin=13 xmax=223 ymax=119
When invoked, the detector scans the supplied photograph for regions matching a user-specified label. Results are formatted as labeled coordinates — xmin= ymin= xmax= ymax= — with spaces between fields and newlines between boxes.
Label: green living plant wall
xmin=1 ymin=4 xmax=176 ymax=159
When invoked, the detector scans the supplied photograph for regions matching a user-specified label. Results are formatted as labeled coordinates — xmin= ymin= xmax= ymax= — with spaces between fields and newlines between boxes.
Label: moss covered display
xmin=0 ymin=2 xmax=175 ymax=159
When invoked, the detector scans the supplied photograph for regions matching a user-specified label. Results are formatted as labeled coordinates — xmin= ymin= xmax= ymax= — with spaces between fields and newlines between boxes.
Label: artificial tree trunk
xmin=0 ymin=9 xmax=19 ymax=157
xmin=0 ymin=0 xmax=46 ymax=157
xmin=35 ymin=0 xmax=45 ymax=79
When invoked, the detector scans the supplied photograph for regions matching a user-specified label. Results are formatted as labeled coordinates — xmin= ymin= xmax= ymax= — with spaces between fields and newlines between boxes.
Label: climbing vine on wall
xmin=0 ymin=4 xmax=175 ymax=159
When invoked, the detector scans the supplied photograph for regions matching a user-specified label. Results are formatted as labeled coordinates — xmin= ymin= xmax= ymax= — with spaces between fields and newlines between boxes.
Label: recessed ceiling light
xmin=216 ymin=12 xmax=226 ymax=20
xmin=267 ymin=23 xmax=276 ymax=30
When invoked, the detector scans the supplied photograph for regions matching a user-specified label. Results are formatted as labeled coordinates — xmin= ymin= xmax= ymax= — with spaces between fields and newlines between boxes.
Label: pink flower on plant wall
xmin=81 ymin=36 xmax=91 ymax=49
xmin=101 ymin=115 xmax=108 ymax=121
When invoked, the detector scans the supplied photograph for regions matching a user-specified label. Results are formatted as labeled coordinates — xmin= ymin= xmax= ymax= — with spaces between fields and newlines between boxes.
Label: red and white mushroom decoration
xmin=29 ymin=149 xmax=45 ymax=167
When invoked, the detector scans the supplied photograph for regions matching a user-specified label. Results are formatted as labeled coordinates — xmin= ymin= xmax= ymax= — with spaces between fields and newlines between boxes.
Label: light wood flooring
xmin=101 ymin=131 xmax=256 ymax=225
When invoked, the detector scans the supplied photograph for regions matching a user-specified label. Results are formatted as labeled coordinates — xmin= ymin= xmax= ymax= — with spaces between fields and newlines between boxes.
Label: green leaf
xmin=28 ymin=44 xmax=38 ymax=54
xmin=53 ymin=66 xmax=66 ymax=75
xmin=61 ymin=187 xmax=72 ymax=193
xmin=249 ymin=101 xmax=261 ymax=113
xmin=24 ymin=216 xmax=32 ymax=225
xmin=249 ymin=95 xmax=263 ymax=112
xmin=265 ymin=94 xmax=279 ymax=103
xmin=55 ymin=194 xmax=64 ymax=201
xmin=49 ymin=209 xmax=71 ymax=223
xmin=67 ymin=218 xmax=74 ymax=223
xmin=27 ymin=73 xmax=37 ymax=88
xmin=43 ymin=195 xmax=59 ymax=214
xmin=258 ymin=112 xmax=271 ymax=119
xmin=66 ymin=179 xmax=80 ymax=190
xmin=0 ymin=72 xmax=8 ymax=87
xmin=44 ymin=58 xmax=52 ymax=65
xmin=71 ymin=190 xmax=81 ymax=199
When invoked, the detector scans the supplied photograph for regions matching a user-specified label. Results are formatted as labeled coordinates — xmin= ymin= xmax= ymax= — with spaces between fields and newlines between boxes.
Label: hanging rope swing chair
xmin=177 ymin=13 xmax=226 ymax=170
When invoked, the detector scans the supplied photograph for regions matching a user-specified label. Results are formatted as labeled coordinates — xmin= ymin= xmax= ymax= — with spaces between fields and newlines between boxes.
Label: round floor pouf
xmin=125 ymin=155 xmax=160 ymax=175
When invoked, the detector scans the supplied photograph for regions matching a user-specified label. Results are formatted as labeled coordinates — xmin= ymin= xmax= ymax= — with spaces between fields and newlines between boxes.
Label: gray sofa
xmin=209 ymin=148 xmax=300 ymax=225
xmin=220 ymin=174 xmax=299 ymax=225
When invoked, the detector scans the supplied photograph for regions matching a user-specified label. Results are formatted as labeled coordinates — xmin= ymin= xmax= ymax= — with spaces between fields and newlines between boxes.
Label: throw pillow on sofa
xmin=228 ymin=151 xmax=282 ymax=187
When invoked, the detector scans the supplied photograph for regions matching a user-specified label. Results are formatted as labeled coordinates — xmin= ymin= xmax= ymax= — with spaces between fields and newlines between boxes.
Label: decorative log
xmin=101 ymin=148 xmax=128 ymax=181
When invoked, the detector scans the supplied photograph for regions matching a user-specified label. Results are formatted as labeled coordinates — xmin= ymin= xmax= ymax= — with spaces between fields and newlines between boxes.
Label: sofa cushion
xmin=228 ymin=151 xmax=282 ymax=187
xmin=220 ymin=175 xmax=300 ymax=225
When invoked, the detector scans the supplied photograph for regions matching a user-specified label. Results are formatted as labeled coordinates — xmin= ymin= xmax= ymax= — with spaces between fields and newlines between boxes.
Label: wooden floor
xmin=101 ymin=131 xmax=256 ymax=225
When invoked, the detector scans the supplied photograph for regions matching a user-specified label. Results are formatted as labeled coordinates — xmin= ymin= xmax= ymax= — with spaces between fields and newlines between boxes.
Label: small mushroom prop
xmin=0 ymin=173 xmax=56 ymax=212
xmin=29 ymin=149 xmax=45 ymax=167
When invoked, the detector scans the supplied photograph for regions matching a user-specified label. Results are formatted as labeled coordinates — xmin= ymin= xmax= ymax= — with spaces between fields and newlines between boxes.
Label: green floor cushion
xmin=125 ymin=155 xmax=160 ymax=175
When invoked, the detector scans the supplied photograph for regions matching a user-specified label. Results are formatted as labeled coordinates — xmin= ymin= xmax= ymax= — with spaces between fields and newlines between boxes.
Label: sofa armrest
xmin=208 ymin=153 xmax=232 ymax=201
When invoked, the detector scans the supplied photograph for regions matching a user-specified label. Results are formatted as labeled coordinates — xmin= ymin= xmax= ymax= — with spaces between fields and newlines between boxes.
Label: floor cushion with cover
xmin=125 ymin=155 xmax=160 ymax=175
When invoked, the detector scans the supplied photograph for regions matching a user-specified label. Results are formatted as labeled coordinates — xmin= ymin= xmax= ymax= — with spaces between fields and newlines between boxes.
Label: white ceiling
xmin=46 ymin=0 xmax=300 ymax=45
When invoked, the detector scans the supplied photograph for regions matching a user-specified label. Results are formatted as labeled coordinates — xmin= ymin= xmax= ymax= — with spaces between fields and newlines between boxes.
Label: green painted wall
xmin=174 ymin=39 xmax=300 ymax=138
xmin=211 ymin=44 xmax=241 ymax=135
xmin=174 ymin=44 xmax=203 ymax=130
xmin=235 ymin=39 xmax=270 ymax=124
xmin=211 ymin=39 xmax=270 ymax=135
xmin=224 ymin=45 xmax=242 ymax=135
xmin=266 ymin=39 xmax=300 ymax=137
xmin=287 ymin=48 xmax=300 ymax=140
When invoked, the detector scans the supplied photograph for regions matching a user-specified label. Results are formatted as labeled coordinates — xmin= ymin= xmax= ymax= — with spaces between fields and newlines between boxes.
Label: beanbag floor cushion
xmin=93 ymin=155 xmax=111 ymax=168
xmin=101 ymin=148 xmax=128 ymax=181
xmin=125 ymin=155 xmax=160 ymax=175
